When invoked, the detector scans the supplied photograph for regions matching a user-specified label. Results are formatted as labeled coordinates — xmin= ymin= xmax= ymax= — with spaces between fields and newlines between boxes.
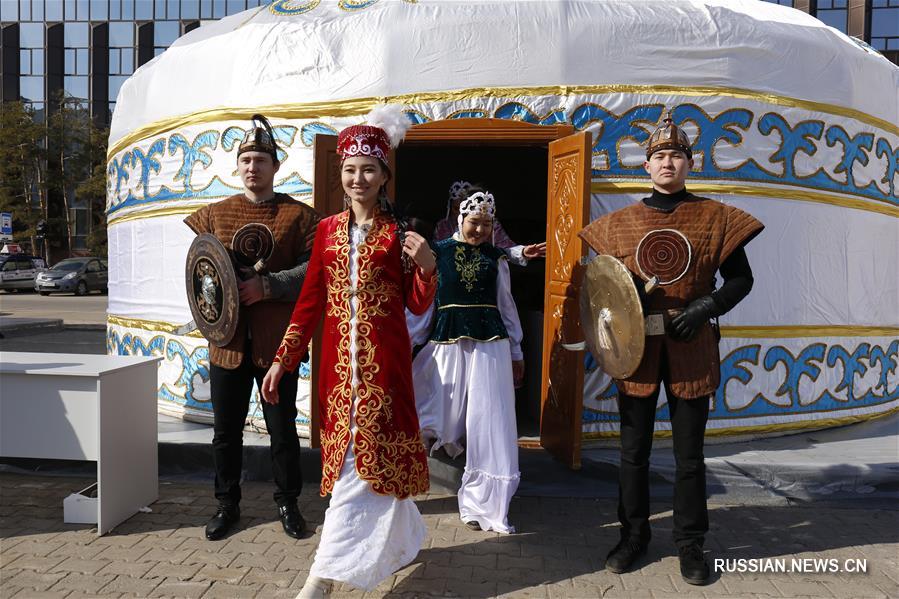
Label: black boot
xmin=678 ymin=543 xmax=710 ymax=585
xmin=278 ymin=502 xmax=306 ymax=539
xmin=605 ymin=538 xmax=647 ymax=573
xmin=205 ymin=503 xmax=240 ymax=541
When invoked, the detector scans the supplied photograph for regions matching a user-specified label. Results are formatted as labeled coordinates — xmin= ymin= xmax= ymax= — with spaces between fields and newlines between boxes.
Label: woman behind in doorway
xmin=433 ymin=180 xmax=546 ymax=265
xmin=261 ymin=105 xmax=437 ymax=598
xmin=412 ymin=189 xmax=524 ymax=534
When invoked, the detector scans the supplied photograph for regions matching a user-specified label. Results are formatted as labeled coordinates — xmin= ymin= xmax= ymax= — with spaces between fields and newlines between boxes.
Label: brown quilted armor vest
xmin=184 ymin=193 xmax=320 ymax=369
xmin=578 ymin=194 xmax=763 ymax=399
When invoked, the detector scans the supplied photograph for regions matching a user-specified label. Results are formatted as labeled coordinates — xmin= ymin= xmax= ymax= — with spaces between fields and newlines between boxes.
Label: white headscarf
xmin=457 ymin=191 xmax=496 ymax=238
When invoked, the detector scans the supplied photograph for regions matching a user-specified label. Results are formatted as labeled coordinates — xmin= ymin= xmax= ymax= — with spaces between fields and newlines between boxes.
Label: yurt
xmin=106 ymin=0 xmax=898 ymax=466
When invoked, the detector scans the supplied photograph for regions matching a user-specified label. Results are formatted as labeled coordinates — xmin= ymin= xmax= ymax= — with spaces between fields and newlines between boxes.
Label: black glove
xmin=633 ymin=275 xmax=650 ymax=311
xmin=669 ymin=296 xmax=718 ymax=341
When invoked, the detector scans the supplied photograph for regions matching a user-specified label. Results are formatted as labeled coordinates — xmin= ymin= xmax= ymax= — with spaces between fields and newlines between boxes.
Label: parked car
xmin=0 ymin=254 xmax=46 ymax=292
xmin=35 ymin=257 xmax=108 ymax=296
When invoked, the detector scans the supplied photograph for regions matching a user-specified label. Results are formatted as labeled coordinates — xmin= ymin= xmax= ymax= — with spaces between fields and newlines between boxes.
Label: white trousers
xmin=413 ymin=338 xmax=520 ymax=533
xmin=308 ymin=442 xmax=426 ymax=591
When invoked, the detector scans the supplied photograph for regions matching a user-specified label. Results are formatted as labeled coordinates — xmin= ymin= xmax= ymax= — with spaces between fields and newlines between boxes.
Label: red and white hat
xmin=337 ymin=104 xmax=411 ymax=168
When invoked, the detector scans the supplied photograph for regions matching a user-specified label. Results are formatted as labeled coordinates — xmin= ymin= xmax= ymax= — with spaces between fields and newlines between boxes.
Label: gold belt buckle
xmin=645 ymin=313 xmax=665 ymax=336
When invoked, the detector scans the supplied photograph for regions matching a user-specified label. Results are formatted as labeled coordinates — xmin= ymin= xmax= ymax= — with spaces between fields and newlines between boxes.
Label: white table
xmin=0 ymin=352 xmax=161 ymax=534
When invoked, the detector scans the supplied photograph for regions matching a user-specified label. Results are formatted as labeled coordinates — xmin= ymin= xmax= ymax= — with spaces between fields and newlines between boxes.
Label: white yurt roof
xmin=109 ymin=0 xmax=898 ymax=147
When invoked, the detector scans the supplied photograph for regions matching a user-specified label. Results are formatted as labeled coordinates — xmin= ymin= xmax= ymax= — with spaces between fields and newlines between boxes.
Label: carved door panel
xmin=540 ymin=132 xmax=592 ymax=469
xmin=313 ymin=134 xmax=345 ymax=217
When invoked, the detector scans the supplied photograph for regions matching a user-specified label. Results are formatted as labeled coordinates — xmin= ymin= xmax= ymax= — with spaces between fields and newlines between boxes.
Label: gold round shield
xmin=579 ymin=255 xmax=645 ymax=379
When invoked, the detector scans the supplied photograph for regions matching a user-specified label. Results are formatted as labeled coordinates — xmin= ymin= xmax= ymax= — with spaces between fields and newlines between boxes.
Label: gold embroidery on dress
xmin=351 ymin=212 xmax=428 ymax=498
xmin=319 ymin=211 xmax=354 ymax=497
xmin=274 ymin=323 xmax=305 ymax=370
xmin=454 ymin=244 xmax=483 ymax=292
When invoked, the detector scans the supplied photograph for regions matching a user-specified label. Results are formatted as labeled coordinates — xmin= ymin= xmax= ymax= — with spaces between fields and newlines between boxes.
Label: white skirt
xmin=412 ymin=338 xmax=520 ymax=533
xmin=309 ymin=442 xmax=426 ymax=591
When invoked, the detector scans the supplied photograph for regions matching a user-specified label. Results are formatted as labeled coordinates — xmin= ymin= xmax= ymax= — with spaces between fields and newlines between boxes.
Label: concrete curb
xmin=63 ymin=323 xmax=107 ymax=331
xmin=0 ymin=319 xmax=106 ymax=336
xmin=0 ymin=317 xmax=64 ymax=337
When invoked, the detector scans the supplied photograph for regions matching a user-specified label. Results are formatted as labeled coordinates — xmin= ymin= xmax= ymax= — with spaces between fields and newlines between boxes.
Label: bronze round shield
xmin=579 ymin=255 xmax=645 ymax=379
xmin=185 ymin=233 xmax=239 ymax=347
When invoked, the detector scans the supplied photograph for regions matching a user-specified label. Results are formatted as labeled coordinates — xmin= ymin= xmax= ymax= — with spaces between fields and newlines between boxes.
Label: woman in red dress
xmin=262 ymin=106 xmax=436 ymax=597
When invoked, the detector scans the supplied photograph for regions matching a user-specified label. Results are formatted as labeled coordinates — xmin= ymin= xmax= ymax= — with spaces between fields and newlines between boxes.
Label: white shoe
xmin=296 ymin=576 xmax=333 ymax=599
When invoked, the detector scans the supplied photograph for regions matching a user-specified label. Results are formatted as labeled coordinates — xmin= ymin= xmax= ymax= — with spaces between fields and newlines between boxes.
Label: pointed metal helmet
xmin=646 ymin=111 xmax=692 ymax=159
xmin=238 ymin=114 xmax=279 ymax=162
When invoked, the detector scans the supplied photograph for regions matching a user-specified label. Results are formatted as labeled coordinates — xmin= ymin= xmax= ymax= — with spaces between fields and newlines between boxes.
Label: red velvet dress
xmin=274 ymin=209 xmax=436 ymax=499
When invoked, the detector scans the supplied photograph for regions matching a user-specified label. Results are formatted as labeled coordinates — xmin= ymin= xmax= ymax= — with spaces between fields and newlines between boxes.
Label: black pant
xmin=209 ymin=356 xmax=302 ymax=507
xmin=617 ymin=379 xmax=710 ymax=549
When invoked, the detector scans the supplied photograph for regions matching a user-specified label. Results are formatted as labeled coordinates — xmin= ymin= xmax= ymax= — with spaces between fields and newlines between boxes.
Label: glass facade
xmin=1 ymin=0 xmax=267 ymax=253
xmin=817 ymin=0 xmax=849 ymax=32
xmin=872 ymin=0 xmax=899 ymax=51
xmin=1 ymin=0 xmax=267 ymax=122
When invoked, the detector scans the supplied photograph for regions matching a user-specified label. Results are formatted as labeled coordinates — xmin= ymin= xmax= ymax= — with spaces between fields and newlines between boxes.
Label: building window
xmin=109 ymin=21 xmax=134 ymax=46
xmin=109 ymin=48 xmax=134 ymax=74
xmin=20 ymin=22 xmax=44 ymax=47
xmin=31 ymin=0 xmax=45 ymax=21
xmin=90 ymin=0 xmax=108 ymax=20
xmin=816 ymin=0 xmax=848 ymax=33
xmin=182 ymin=0 xmax=200 ymax=19
xmin=64 ymin=75 xmax=88 ymax=101
xmin=872 ymin=1 xmax=899 ymax=50
xmin=1 ymin=0 xmax=18 ymax=21
xmin=46 ymin=0 xmax=62 ymax=21
xmin=135 ymin=0 xmax=152 ymax=19
xmin=20 ymin=75 xmax=44 ymax=102
xmin=761 ymin=0 xmax=794 ymax=5
xmin=20 ymin=48 xmax=44 ymax=75
xmin=109 ymin=74 xmax=129 ymax=101
xmin=64 ymin=22 xmax=89 ymax=47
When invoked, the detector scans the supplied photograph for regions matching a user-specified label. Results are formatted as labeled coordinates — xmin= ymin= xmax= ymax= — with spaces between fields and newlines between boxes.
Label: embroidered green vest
xmin=430 ymin=238 xmax=509 ymax=344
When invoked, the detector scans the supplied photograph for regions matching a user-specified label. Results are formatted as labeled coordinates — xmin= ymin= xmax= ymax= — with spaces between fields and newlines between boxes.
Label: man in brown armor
xmin=579 ymin=113 xmax=764 ymax=585
xmin=184 ymin=115 xmax=320 ymax=541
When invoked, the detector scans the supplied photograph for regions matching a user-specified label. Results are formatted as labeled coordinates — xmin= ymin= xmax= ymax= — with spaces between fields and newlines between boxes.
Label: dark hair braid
xmin=378 ymin=189 xmax=412 ymax=271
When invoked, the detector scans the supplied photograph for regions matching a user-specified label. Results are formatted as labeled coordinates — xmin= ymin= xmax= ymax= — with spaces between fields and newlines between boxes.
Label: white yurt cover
xmin=106 ymin=0 xmax=898 ymax=440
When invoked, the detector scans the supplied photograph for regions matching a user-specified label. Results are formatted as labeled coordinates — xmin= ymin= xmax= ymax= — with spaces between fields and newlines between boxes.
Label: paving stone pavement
xmin=1 ymin=473 xmax=897 ymax=598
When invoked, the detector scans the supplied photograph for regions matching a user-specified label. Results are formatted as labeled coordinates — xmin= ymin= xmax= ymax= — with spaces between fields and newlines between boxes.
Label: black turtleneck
xmin=644 ymin=187 xmax=689 ymax=211
xmin=641 ymin=188 xmax=754 ymax=316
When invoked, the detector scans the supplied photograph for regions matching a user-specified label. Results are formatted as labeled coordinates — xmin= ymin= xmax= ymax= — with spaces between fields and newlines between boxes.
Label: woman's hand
xmin=403 ymin=231 xmax=436 ymax=275
xmin=261 ymin=362 xmax=286 ymax=405
xmin=522 ymin=242 xmax=547 ymax=260
xmin=512 ymin=360 xmax=525 ymax=388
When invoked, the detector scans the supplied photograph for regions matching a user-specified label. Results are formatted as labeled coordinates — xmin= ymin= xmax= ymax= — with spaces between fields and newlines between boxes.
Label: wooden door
xmin=308 ymin=134 xmax=344 ymax=448
xmin=313 ymin=134 xmax=345 ymax=216
xmin=540 ymin=132 xmax=592 ymax=469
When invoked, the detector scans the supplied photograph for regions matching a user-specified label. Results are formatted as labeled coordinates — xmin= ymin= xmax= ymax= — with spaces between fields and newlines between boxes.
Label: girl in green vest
xmin=411 ymin=189 xmax=524 ymax=533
